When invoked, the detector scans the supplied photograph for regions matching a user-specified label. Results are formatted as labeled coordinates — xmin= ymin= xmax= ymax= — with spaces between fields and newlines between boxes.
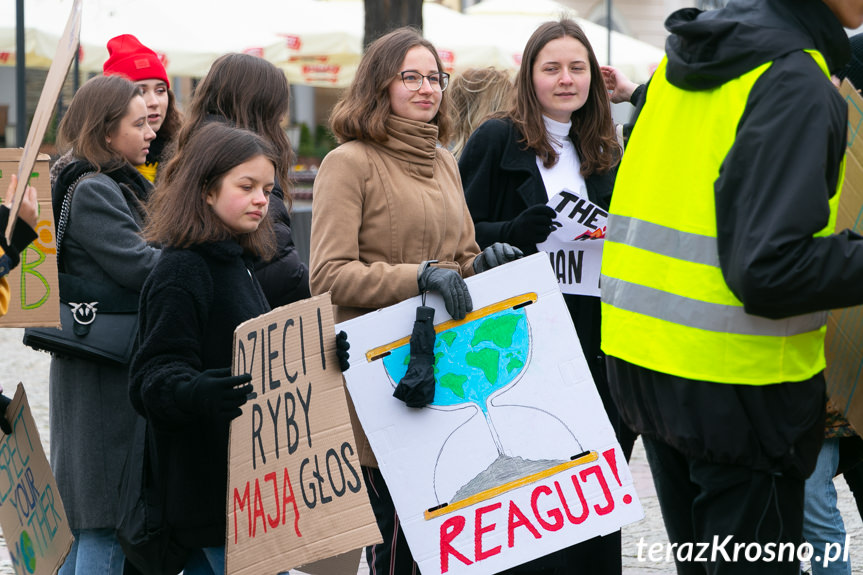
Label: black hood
xmin=664 ymin=0 xmax=849 ymax=90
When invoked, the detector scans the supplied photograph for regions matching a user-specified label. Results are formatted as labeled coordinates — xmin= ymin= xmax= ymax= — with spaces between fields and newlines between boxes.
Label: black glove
xmin=418 ymin=263 xmax=473 ymax=320
xmin=174 ymin=368 xmax=253 ymax=421
xmin=473 ymin=242 xmax=524 ymax=274
xmin=503 ymin=204 xmax=558 ymax=252
xmin=336 ymin=330 xmax=350 ymax=372
xmin=0 ymin=205 xmax=38 ymax=271
xmin=0 ymin=394 xmax=12 ymax=434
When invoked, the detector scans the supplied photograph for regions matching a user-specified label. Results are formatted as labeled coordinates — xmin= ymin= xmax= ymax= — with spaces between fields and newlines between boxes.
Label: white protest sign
xmin=227 ymin=294 xmax=380 ymax=575
xmin=337 ymin=253 xmax=643 ymax=575
xmin=0 ymin=383 xmax=73 ymax=575
xmin=537 ymin=189 xmax=607 ymax=297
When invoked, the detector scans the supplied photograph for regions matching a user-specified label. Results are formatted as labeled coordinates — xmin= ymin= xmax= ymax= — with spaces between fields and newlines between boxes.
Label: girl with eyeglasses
xmin=309 ymin=26 xmax=521 ymax=575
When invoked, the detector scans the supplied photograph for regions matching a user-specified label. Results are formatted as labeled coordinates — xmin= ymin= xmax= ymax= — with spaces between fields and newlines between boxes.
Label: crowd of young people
xmin=8 ymin=1 xmax=863 ymax=572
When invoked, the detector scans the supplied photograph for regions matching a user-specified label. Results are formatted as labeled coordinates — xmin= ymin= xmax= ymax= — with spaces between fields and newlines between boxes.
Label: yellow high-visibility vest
xmin=600 ymin=51 xmax=844 ymax=385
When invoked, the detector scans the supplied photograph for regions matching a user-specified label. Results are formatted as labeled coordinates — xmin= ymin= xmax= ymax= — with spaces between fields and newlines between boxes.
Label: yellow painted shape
xmin=423 ymin=450 xmax=598 ymax=520
xmin=365 ymin=292 xmax=538 ymax=362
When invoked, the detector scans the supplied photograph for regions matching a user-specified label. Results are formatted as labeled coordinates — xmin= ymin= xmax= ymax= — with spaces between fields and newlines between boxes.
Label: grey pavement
xmin=1 ymin=326 xmax=861 ymax=574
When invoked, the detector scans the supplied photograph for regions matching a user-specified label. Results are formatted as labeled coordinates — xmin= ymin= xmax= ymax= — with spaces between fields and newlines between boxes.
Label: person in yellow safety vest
xmin=600 ymin=1 xmax=863 ymax=574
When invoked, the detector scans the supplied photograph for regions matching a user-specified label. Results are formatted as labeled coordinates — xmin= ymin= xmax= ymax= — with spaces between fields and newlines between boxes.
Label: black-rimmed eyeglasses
xmin=399 ymin=71 xmax=450 ymax=92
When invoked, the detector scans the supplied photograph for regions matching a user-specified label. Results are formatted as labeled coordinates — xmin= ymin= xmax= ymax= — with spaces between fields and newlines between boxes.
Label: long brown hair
xmin=172 ymin=53 xmax=292 ymax=208
xmin=56 ymin=75 xmax=143 ymax=171
xmin=329 ymin=27 xmax=453 ymax=145
xmin=145 ymin=122 xmax=277 ymax=258
xmin=508 ymin=19 xmax=620 ymax=174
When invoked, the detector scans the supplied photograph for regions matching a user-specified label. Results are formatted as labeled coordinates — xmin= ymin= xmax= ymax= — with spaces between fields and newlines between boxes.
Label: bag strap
xmin=55 ymin=172 xmax=95 ymax=272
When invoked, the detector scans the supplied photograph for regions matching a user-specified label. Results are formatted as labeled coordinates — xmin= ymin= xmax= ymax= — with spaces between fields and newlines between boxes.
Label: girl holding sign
xmin=310 ymin=27 xmax=521 ymax=575
xmin=168 ymin=53 xmax=310 ymax=311
xmin=129 ymin=123 xmax=274 ymax=574
xmin=458 ymin=19 xmax=634 ymax=574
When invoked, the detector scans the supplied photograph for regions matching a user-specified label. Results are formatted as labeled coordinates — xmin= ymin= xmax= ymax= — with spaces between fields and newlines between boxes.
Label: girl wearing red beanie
xmin=103 ymin=34 xmax=182 ymax=183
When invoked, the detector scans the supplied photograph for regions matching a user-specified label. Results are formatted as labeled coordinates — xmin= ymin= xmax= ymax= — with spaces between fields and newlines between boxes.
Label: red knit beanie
xmin=103 ymin=34 xmax=169 ymax=87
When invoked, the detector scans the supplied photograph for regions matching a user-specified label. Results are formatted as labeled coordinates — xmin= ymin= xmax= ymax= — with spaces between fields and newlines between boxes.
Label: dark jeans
xmin=642 ymin=436 xmax=805 ymax=575
xmin=363 ymin=465 xmax=420 ymax=575
xmin=838 ymin=434 xmax=863 ymax=520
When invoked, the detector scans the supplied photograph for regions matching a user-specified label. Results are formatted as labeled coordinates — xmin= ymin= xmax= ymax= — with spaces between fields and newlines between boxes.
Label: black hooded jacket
xmin=608 ymin=0 xmax=860 ymax=477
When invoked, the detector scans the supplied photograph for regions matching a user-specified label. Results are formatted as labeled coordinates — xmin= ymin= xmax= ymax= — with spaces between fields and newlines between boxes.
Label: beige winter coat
xmin=310 ymin=115 xmax=481 ymax=467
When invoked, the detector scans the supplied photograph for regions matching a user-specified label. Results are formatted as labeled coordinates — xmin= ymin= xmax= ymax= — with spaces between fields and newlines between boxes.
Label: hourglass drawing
xmin=366 ymin=293 xmax=596 ymax=519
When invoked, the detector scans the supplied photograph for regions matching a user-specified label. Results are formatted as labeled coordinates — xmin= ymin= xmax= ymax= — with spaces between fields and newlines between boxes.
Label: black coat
xmin=130 ymin=240 xmax=270 ymax=548
xmin=459 ymin=117 xmax=634 ymax=457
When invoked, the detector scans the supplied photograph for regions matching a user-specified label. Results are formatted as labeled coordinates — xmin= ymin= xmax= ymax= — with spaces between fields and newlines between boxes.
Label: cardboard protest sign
xmin=0 ymin=383 xmax=73 ymax=575
xmin=0 ymin=150 xmax=59 ymax=328
xmin=338 ymin=253 xmax=643 ymax=575
xmin=5 ymin=0 xmax=80 ymax=244
xmin=537 ymin=189 xmax=607 ymax=297
xmin=825 ymin=79 xmax=863 ymax=434
xmin=227 ymin=294 xmax=380 ymax=575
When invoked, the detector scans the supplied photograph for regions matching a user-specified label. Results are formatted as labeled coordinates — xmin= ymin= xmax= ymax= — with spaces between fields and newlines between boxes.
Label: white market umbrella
xmin=0 ymin=0 xmax=361 ymax=84
xmin=465 ymin=0 xmax=578 ymax=17
xmin=464 ymin=0 xmax=662 ymax=83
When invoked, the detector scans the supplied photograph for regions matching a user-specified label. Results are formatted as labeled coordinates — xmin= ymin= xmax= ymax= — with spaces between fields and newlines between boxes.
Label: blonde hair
xmin=448 ymin=68 xmax=514 ymax=159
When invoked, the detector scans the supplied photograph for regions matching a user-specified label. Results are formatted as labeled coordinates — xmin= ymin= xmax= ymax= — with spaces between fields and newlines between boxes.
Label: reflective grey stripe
xmin=607 ymin=214 xmax=720 ymax=267
xmin=601 ymin=276 xmax=827 ymax=336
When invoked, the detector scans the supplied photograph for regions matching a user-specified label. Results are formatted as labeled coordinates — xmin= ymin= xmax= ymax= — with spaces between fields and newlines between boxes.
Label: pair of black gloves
xmin=417 ymin=241 xmax=524 ymax=320
xmin=173 ymin=331 xmax=351 ymax=421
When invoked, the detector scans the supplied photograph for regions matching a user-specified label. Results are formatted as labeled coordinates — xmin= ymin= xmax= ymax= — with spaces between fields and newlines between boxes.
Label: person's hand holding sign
xmin=4 ymin=175 xmax=39 ymax=230
xmin=0 ymin=174 xmax=39 ymax=273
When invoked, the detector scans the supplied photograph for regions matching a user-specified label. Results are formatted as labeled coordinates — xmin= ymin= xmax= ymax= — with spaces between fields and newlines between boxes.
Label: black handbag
xmin=117 ymin=417 xmax=189 ymax=575
xmin=22 ymin=172 xmax=140 ymax=366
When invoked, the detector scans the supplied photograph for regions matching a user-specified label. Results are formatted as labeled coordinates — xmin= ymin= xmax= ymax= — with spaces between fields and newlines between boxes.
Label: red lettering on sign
xmin=440 ymin=515 xmax=472 ymax=573
xmin=507 ymin=499 xmax=541 ymax=548
xmin=252 ymin=478 xmax=267 ymax=536
xmin=232 ymin=466 xmax=302 ymax=542
xmin=282 ymin=467 xmax=301 ymax=536
xmin=558 ymin=477 xmax=589 ymax=524
xmin=474 ymin=503 xmax=501 ymax=561
xmin=531 ymin=485 xmax=564 ymax=531
xmin=579 ymin=465 xmax=614 ymax=515
xmin=265 ymin=472 xmax=280 ymax=528
xmin=232 ymin=482 xmax=251 ymax=544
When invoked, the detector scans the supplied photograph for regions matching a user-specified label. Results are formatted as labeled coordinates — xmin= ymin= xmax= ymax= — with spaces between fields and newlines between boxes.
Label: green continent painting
xmin=382 ymin=309 xmax=530 ymax=414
